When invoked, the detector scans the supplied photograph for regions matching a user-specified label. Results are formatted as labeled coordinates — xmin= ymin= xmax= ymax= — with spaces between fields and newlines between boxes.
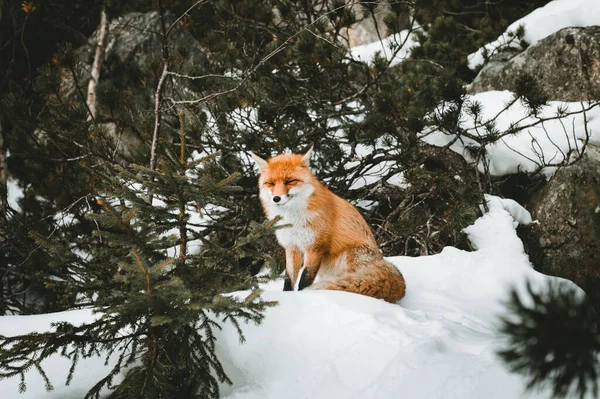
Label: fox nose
xmin=273 ymin=196 xmax=281 ymax=203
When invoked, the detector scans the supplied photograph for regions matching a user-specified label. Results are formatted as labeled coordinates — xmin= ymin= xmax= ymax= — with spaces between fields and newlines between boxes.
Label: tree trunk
xmin=0 ymin=119 xmax=7 ymax=217
xmin=86 ymin=4 xmax=109 ymax=121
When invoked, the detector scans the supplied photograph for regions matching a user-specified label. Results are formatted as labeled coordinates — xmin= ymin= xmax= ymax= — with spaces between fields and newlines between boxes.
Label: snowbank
xmin=216 ymin=195 xmax=581 ymax=399
xmin=0 ymin=309 xmax=116 ymax=398
xmin=423 ymin=91 xmax=600 ymax=176
xmin=468 ymin=0 xmax=600 ymax=69
xmin=0 ymin=195 xmax=578 ymax=398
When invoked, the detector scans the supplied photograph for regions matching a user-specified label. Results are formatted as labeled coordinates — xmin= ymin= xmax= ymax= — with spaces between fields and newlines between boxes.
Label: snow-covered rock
xmin=522 ymin=144 xmax=600 ymax=307
xmin=423 ymin=90 xmax=600 ymax=176
xmin=469 ymin=26 xmax=600 ymax=101
xmin=341 ymin=1 xmax=410 ymax=48
xmin=468 ymin=0 xmax=600 ymax=70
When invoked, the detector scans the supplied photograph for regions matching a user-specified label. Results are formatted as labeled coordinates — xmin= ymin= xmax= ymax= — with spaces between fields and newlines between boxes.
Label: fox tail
xmin=310 ymin=261 xmax=406 ymax=304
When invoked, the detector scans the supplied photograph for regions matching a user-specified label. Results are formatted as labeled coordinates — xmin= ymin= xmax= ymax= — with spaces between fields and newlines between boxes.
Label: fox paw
xmin=298 ymin=270 xmax=314 ymax=291
xmin=283 ymin=277 xmax=293 ymax=291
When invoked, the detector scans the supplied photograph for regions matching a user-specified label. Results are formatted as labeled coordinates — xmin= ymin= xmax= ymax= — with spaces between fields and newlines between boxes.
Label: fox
xmin=250 ymin=146 xmax=406 ymax=303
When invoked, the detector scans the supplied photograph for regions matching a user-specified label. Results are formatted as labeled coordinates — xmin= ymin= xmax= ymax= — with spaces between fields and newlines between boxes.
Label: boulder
xmin=469 ymin=26 xmax=600 ymax=101
xmin=341 ymin=1 xmax=410 ymax=48
xmin=59 ymin=12 xmax=208 ymax=164
xmin=65 ymin=12 xmax=206 ymax=104
xmin=522 ymin=144 xmax=600 ymax=302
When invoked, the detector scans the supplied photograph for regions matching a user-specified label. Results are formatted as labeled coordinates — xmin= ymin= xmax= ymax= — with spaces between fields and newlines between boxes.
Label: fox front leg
xmin=298 ymin=249 xmax=323 ymax=290
xmin=284 ymin=247 xmax=303 ymax=291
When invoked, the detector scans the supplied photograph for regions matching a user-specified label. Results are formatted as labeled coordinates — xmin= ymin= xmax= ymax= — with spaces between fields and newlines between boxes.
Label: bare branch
xmin=165 ymin=71 xmax=241 ymax=81
xmin=149 ymin=0 xmax=170 ymax=173
xmin=166 ymin=0 xmax=208 ymax=38
xmin=167 ymin=1 xmax=393 ymax=109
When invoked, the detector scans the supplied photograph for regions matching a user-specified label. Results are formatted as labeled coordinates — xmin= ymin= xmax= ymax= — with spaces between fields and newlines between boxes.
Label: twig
xmin=166 ymin=0 xmax=208 ymax=38
xmin=149 ymin=0 xmax=170 ymax=173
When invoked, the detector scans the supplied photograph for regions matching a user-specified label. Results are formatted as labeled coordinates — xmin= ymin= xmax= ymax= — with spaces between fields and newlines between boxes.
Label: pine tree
xmin=0 ymin=114 xmax=277 ymax=397
xmin=1 ymin=2 xmax=278 ymax=396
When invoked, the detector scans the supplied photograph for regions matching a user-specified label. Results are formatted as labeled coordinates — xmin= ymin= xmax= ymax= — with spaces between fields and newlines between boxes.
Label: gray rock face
xmin=469 ymin=27 xmax=600 ymax=101
xmin=341 ymin=1 xmax=410 ymax=48
xmin=59 ymin=12 xmax=207 ymax=164
xmin=69 ymin=11 xmax=206 ymax=103
xmin=523 ymin=144 xmax=600 ymax=299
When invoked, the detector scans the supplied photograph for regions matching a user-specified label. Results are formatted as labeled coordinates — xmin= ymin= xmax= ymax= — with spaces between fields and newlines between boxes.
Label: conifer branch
xmin=132 ymin=251 xmax=151 ymax=295
xmin=66 ymin=61 xmax=97 ymax=125
xmin=165 ymin=2 xmax=367 ymax=109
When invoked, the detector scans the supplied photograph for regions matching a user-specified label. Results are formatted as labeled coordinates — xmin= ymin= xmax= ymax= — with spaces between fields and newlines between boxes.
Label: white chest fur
xmin=261 ymin=185 xmax=317 ymax=251
xmin=275 ymin=211 xmax=316 ymax=251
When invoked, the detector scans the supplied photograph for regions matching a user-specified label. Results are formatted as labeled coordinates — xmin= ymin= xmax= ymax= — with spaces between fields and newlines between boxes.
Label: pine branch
xmin=499 ymin=281 xmax=600 ymax=399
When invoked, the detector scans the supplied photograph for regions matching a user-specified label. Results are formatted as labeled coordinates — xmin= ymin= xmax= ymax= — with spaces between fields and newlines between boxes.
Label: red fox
xmin=250 ymin=147 xmax=406 ymax=303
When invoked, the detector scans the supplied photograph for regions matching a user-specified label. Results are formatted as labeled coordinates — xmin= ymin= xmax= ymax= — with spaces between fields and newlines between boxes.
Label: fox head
xmin=250 ymin=147 xmax=316 ymax=210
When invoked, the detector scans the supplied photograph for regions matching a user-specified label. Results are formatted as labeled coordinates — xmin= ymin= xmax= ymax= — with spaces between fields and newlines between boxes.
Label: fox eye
xmin=285 ymin=179 xmax=300 ymax=185
xmin=264 ymin=181 xmax=274 ymax=187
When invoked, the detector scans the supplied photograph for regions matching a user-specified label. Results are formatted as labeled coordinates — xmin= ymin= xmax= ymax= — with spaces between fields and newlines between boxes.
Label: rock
xmin=341 ymin=1 xmax=410 ymax=48
xmin=522 ymin=144 xmax=600 ymax=302
xmin=469 ymin=27 xmax=600 ymax=101
xmin=58 ymin=12 xmax=208 ymax=164
xmin=65 ymin=12 xmax=206 ymax=102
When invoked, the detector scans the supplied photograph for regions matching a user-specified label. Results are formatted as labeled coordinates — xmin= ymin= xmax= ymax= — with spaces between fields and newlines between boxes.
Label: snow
xmin=348 ymin=26 xmax=420 ymax=67
xmin=217 ymin=195 xmax=578 ymax=399
xmin=0 ymin=310 xmax=117 ymax=398
xmin=423 ymin=91 xmax=600 ymax=176
xmin=468 ymin=0 xmax=600 ymax=69
xmin=7 ymin=179 xmax=23 ymax=212
xmin=0 ymin=196 xmax=586 ymax=399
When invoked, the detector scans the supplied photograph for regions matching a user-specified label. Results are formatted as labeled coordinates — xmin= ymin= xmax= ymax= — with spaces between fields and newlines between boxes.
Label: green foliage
xmin=514 ymin=73 xmax=549 ymax=115
xmin=412 ymin=0 xmax=549 ymax=76
xmin=2 ymin=0 xmax=556 ymax=315
xmin=499 ymin=282 xmax=600 ymax=399
xmin=1 ymin=132 xmax=277 ymax=397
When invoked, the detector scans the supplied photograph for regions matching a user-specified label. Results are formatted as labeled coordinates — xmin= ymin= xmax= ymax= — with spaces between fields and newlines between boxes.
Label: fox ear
xmin=301 ymin=145 xmax=314 ymax=167
xmin=249 ymin=151 xmax=268 ymax=172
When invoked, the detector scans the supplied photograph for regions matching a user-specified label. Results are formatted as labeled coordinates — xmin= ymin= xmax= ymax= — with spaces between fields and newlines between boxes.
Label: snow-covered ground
xmin=216 ymin=195 xmax=578 ymax=399
xmin=0 ymin=196 xmax=586 ymax=398
xmin=468 ymin=0 xmax=600 ymax=69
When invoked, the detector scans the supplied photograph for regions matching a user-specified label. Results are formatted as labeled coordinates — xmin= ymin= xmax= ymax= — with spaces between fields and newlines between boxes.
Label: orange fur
xmin=252 ymin=149 xmax=406 ymax=303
